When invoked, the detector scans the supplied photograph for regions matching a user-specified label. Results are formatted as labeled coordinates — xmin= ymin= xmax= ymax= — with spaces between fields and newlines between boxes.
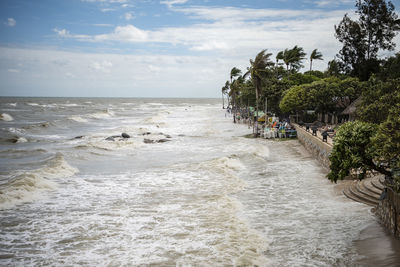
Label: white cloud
xmin=55 ymin=6 xmax=347 ymax=61
xmin=124 ymin=12 xmax=134 ymax=20
xmin=101 ymin=8 xmax=116 ymax=12
xmin=6 ymin=18 xmax=16 ymax=27
xmin=313 ymin=0 xmax=353 ymax=8
xmin=0 ymin=47 xmax=230 ymax=97
xmin=54 ymin=28 xmax=91 ymax=41
xmin=190 ymin=40 xmax=229 ymax=51
xmin=82 ymin=0 xmax=128 ymax=3
xmin=96 ymin=24 xmax=148 ymax=42
xmin=160 ymin=0 xmax=188 ymax=9
xmin=7 ymin=68 xmax=20 ymax=73
xmin=93 ymin=23 xmax=114 ymax=27
xmin=54 ymin=28 xmax=70 ymax=37
xmin=90 ymin=60 xmax=113 ymax=73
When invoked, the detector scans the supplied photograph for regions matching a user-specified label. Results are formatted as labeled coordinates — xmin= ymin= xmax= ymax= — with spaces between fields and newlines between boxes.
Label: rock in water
xmin=144 ymin=138 xmax=154 ymax=144
xmin=121 ymin=133 xmax=130 ymax=138
xmin=157 ymin=139 xmax=170 ymax=143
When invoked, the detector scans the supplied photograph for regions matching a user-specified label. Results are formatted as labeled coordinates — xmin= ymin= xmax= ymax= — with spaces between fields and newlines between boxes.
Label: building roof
xmin=341 ymin=96 xmax=362 ymax=115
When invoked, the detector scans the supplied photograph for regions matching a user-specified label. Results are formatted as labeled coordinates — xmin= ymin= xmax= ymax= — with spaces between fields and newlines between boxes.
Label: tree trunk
xmin=310 ymin=59 xmax=312 ymax=73
xmin=233 ymin=91 xmax=236 ymax=123
xmin=254 ymin=85 xmax=259 ymax=137
xmin=222 ymin=92 xmax=225 ymax=109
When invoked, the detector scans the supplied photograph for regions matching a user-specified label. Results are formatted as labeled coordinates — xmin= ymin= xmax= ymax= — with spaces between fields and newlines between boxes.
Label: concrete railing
xmin=293 ymin=124 xmax=332 ymax=169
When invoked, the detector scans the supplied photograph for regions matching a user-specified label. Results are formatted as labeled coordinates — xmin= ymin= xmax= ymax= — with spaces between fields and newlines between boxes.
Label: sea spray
xmin=0 ymin=153 xmax=78 ymax=209
xmin=0 ymin=113 xmax=13 ymax=121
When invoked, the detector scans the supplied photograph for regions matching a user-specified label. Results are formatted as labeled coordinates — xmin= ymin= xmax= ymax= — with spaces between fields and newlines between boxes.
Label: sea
xmin=0 ymin=97 xmax=394 ymax=266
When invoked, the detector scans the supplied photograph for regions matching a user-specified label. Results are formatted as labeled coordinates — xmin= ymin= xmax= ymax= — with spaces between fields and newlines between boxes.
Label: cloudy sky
xmin=0 ymin=0 xmax=399 ymax=97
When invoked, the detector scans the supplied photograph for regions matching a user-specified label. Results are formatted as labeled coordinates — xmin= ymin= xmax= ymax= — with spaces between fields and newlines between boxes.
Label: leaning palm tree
xmin=230 ymin=67 xmax=242 ymax=123
xmin=309 ymin=49 xmax=323 ymax=72
xmin=276 ymin=51 xmax=284 ymax=65
xmin=244 ymin=49 xmax=274 ymax=135
xmin=221 ymin=80 xmax=230 ymax=109
xmin=280 ymin=45 xmax=306 ymax=71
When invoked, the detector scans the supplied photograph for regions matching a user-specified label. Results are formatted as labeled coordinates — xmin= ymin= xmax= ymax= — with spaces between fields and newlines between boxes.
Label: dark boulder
xmin=157 ymin=139 xmax=170 ymax=143
xmin=144 ymin=138 xmax=155 ymax=144
xmin=121 ymin=132 xmax=130 ymax=138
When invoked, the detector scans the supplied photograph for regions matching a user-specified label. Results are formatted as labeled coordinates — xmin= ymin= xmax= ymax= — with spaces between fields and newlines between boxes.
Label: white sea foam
xmin=8 ymin=103 xmax=17 ymax=107
xmin=7 ymin=127 xmax=26 ymax=135
xmin=61 ymin=103 xmax=78 ymax=107
xmin=0 ymin=153 xmax=78 ymax=210
xmin=88 ymin=109 xmax=114 ymax=119
xmin=68 ymin=116 xmax=88 ymax=123
xmin=0 ymin=113 xmax=14 ymax=121
xmin=16 ymin=137 xmax=28 ymax=143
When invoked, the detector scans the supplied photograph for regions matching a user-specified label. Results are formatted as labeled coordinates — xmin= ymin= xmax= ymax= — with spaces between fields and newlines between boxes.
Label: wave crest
xmin=0 ymin=113 xmax=14 ymax=121
xmin=0 ymin=153 xmax=78 ymax=210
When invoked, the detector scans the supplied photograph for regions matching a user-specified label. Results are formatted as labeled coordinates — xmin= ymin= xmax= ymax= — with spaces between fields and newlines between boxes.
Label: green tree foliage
xmin=244 ymin=50 xmax=274 ymax=122
xmin=377 ymin=53 xmax=400 ymax=81
xmin=278 ymin=46 xmax=307 ymax=71
xmin=357 ymin=78 xmax=400 ymax=123
xmin=328 ymin=79 xmax=399 ymax=188
xmin=309 ymin=49 xmax=323 ymax=72
xmin=221 ymin=80 xmax=230 ymax=109
xmin=335 ymin=0 xmax=399 ymax=80
xmin=372 ymin=101 xmax=400 ymax=170
xmin=327 ymin=121 xmax=385 ymax=182
xmin=229 ymin=67 xmax=242 ymax=123
xmin=279 ymin=77 xmax=363 ymax=115
xmin=279 ymin=85 xmax=310 ymax=113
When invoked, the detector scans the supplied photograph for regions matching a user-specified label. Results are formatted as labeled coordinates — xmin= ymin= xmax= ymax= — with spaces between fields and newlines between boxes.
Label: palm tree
xmin=244 ymin=49 xmax=274 ymax=135
xmin=279 ymin=45 xmax=306 ymax=71
xmin=309 ymin=49 xmax=323 ymax=72
xmin=230 ymin=67 xmax=242 ymax=123
xmin=221 ymin=80 xmax=229 ymax=109
xmin=276 ymin=51 xmax=284 ymax=65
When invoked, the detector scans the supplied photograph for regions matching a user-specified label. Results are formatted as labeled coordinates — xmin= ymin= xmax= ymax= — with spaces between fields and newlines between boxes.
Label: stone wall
xmin=294 ymin=123 xmax=400 ymax=237
xmin=376 ymin=188 xmax=400 ymax=238
xmin=293 ymin=124 xmax=332 ymax=169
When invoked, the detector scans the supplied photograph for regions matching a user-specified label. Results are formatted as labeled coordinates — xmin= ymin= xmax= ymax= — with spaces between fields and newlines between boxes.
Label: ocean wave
xmin=8 ymin=103 xmax=17 ymax=107
xmin=74 ymin=136 xmax=144 ymax=152
xmin=0 ymin=148 xmax=47 ymax=156
xmin=23 ymin=121 xmax=52 ymax=130
xmin=195 ymin=156 xmax=248 ymax=195
xmin=68 ymin=116 xmax=88 ymax=123
xmin=15 ymin=137 xmax=28 ymax=143
xmin=88 ymin=109 xmax=114 ymax=119
xmin=60 ymin=103 xmax=78 ymax=107
xmin=0 ymin=113 xmax=14 ymax=121
xmin=0 ymin=152 xmax=78 ymax=210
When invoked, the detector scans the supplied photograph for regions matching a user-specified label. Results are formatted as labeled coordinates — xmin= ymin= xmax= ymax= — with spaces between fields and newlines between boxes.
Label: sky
xmin=0 ymin=0 xmax=399 ymax=98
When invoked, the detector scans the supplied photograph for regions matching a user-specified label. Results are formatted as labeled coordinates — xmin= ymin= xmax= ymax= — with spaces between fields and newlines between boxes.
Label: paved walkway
xmin=295 ymin=124 xmax=334 ymax=146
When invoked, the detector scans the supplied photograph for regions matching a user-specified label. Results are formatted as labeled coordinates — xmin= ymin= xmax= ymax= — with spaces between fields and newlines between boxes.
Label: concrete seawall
xmin=293 ymin=123 xmax=400 ymax=238
xmin=376 ymin=188 xmax=400 ymax=238
xmin=293 ymin=124 xmax=332 ymax=169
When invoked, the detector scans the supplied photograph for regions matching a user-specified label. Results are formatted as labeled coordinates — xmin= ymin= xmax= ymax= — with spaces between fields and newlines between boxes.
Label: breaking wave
xmin=0 ymin=113 xmax=14 ymax=121
xmin=0 ymin=153 xmax=78 ymax=210
xmin=68 ymin=116 xmax=88 ymax=123
xmin=88 ymin=109 xmax=114 ymax=119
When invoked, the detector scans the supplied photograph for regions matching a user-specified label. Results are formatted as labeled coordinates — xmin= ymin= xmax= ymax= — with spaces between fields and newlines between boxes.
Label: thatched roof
xmin=341 ymin=97 xmax=362 ymax=115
